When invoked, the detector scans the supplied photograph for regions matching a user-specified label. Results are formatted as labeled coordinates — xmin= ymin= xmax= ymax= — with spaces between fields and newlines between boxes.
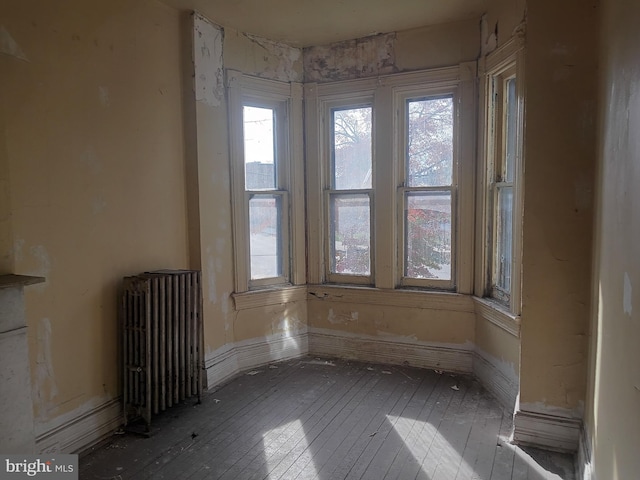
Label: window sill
xmin=307 ymin=284 xmax=474 ymax=312
xmin=472 ymin=296 xmax=521 ymax=338
xmin=232 ymin=285 xmax=307 ymax=311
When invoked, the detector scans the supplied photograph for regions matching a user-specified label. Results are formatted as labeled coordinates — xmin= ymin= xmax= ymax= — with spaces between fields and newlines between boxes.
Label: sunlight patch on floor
xmin=387 ymin=414 xmax=474 ymax=478
xmin=262 ymin=419 xmax=318 ymax=479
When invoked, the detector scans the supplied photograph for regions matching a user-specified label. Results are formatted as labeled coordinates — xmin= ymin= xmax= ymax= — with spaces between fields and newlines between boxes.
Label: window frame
xmin=228 ymin=71 xmax=305 ymax=293
xmin=396 ymin=89 xmax=459 ymax=290
xmin=324 ymin=98 xmax=375 ymax=285
xmin=476 ymin=38 xmax=525 ymax=314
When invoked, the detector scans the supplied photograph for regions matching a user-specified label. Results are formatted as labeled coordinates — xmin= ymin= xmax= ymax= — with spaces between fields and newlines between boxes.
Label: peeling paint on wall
xmin=303 ymin=33 xmax=397 ymax=83
xmin=480 ymin=14 xmax=497 ymax=56
xmin=0 ymin=26 xmax=29 ymax=61
xmin=193 ymin=13 xmax=224 ymax=107
xmin=242 ymin=33 xmax=302 ymax=83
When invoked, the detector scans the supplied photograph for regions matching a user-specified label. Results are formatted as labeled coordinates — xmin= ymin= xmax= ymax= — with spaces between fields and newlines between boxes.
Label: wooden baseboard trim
xmin=513 ymin=409 xmax=581 ymax=453
xmin=472 ymin=350 xmax=519 ymax=412
xmin=576 ymin=424 xmax=595 ymax=480
xmin=35 ymin=398 xmax=122 ymax=455
xmin=205 ymin=331 xmax=309 ymax=388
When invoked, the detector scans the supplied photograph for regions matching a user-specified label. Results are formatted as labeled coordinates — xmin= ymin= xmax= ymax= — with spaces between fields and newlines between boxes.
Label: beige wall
xmin=586 ymin=0 xmax=640 ymax=476
xmin=519 ymin=0 xmax=597 ymax=415
xmin=309 ymin=300 xmax=475 ymax=346
xmin=0 ymin=0 xmax=191 ymax=432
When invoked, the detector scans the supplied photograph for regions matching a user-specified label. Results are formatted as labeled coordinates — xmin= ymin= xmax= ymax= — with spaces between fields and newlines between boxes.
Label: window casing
xmin=479 ymin=39 xmax=525 ymax=313
xmin=398 ymin=92 xmax=457 ymax=290
xmin=306 ymin=66 xmax=476 ymax=292
xmin=228 ymin=72 xmax=305 ymax=292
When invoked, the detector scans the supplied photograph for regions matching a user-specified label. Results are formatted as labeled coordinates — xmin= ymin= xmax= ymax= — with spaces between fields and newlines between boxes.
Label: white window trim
xmin=227 ymin=71 xmax=305 ymax=293
xmin=475 ymin=37 xmax=525 ymax=315
xmin=305 ymin=65 xmax=476 ymax=292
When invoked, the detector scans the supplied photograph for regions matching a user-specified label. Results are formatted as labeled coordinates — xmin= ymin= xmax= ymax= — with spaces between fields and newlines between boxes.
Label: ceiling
xmin=160 ymin=0 xmax=487 ymax=47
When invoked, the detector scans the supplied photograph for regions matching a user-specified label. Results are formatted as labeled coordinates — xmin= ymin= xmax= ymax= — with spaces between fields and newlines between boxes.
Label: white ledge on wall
xmin=232 ymin=285 xmax=308 ymax=310
xmin=307 ymin=285 xmax=475 ymax=312
xmin=473 ymin=296 xmax=521 ymax=338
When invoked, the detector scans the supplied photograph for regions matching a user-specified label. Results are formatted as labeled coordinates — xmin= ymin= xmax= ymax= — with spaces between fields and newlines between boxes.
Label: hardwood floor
xmin=79 ymin=357 xmax=575 ymax=480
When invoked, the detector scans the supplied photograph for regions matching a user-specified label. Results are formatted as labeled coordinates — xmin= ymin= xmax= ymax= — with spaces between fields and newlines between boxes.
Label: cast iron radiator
xmin=121 ymin=269 xmax=203 ymax=430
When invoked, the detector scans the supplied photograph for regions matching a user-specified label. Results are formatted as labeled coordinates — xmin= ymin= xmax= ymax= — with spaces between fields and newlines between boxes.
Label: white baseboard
xmin=205 ymin=330 xmax=309 ymax=388
xmin=576 ymin=425 xmax=595 ymax=480
xmin=308 ymin=328 xmax=473 ymax=373
xmin=513 ymin=409 xmax=581 ymax=452
xmin=472 ymin=350 xmax=518 ymax=412
xmin=35 ymin=398 xmax=122 ymax=455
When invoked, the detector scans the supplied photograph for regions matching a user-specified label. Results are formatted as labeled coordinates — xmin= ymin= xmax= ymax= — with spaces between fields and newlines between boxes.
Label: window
xmin=480 ymin=40 xmax=524 ymax=312
xmin=327 ymin=105 xmax=373 ymax=283
xmin=305 ymin=66 xmax=476 ymax=291
xmin=243 ymin=104 xmax=288 ymax=284
xmin=400 ymin=95 xmax=456 ymax=289
xmin=228 ymin=72 xmax=305 ymax=292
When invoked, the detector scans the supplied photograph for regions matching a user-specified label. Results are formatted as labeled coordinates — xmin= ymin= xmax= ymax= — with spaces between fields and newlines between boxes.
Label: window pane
xmin=407 ymin=97 xmax=454 ymax=187
xmin=332 ymin=107 xmax=372 ymax=189
xmin=405 ymin=191 xmax=452 ymax=280
xmin=249 ymin=195 xmax=282 ymax=280
xmin=504 ymin=78 xmax=517 ymax=183
xmin=495 ymin=186 xmax=513 ymax=292
xmin=244 ymin=106 xmax=276 ymax=190
xmin=330 ymin=194 xmax=371 ymax=275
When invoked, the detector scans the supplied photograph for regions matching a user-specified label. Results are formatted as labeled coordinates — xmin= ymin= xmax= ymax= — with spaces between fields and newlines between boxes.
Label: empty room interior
xmin=0 ymin=0 xmax=638 ymax=479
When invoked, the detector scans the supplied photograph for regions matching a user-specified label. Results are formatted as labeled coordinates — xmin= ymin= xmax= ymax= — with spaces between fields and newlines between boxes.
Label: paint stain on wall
xmin=303 ymin=33 xmax=397 ymax=83
xmin=327 ymin=308 xmax=359 ymax=325
xmin=13 ymin=238 xmax=25 ymax=263
xmin=623 ymin=272 xmax=633 ymax=316
xmin=193 ymin=13 xmax=224 ymax=107
xmin=220 ymin=292 xmax=230 ymax=316
xmin=36 ymin=318 xmax=58 ymax=418
xmin=206 ymin=247 xmax=217 ymax=304
xmin=80 ymin=147 xmax=102 ymax=176
xmin=30 ymin=245 xmax=51 ymax=278
xmin=91 ymin=196 xmax=107 ymax=215
xmin=98 ymin=86 xmax=110 ymax=107
xmin=0 ymin=25 xmax=29 ymax=61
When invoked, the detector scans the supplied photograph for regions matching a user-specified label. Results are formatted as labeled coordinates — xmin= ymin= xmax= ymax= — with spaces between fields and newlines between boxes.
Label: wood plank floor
xmin=79 ymin=357 xmax=575 ymax=480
